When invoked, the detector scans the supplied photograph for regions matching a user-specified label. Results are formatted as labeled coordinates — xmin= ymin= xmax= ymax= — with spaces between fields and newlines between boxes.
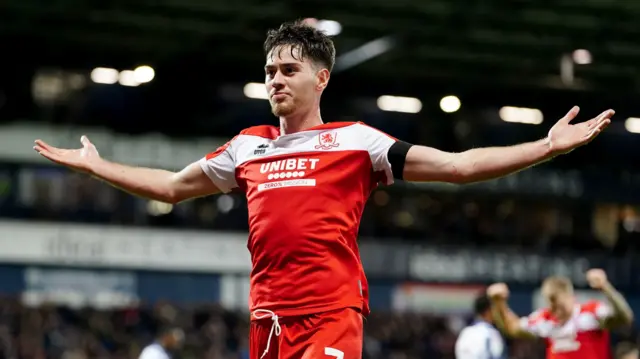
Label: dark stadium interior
xmin=1 ymin=0 xmax=640 ymax=358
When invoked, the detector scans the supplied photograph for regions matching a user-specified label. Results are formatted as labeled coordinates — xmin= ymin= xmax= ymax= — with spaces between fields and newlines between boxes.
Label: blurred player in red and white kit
xmin=488 ymin=269 xmax=634 ymax=359
xmin=34 ymin=19 xmax=613 ymax=359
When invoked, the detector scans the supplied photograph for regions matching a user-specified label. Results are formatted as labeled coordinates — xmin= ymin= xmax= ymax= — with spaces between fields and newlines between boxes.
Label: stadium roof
xmin=3 ymin=0 xmax=640 ymax=95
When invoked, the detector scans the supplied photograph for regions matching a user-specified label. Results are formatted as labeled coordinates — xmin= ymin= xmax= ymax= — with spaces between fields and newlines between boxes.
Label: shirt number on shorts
xmin=324 ymin=347 xmax=344 ymax=359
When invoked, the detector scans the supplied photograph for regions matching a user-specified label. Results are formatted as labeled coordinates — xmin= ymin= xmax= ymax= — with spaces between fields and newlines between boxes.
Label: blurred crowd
xmin=0 ymin=298 xmax=553 ymax=359
xmin=0 ymin=161 xmax=638 ymax=359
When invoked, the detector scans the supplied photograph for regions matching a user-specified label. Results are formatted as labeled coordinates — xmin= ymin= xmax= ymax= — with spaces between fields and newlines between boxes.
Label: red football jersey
xmin=199 ymin=122 xmax=397 ymax=317
xmin=520 ymin=300 xmax=613 ymax=359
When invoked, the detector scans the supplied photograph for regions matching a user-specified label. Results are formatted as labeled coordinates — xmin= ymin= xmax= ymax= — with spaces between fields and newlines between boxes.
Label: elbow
xmin=164 ymin=194 xmax=182 ymax=205
xmin=165 ymin=185 xmax=192 ymax=205
xmin=164 ymin=176 xmax=185 ymax=205
xmin=157 ymin=189 xmax=181 ymax=205
xmin=449 ymin=154 xmax=475 ymax=184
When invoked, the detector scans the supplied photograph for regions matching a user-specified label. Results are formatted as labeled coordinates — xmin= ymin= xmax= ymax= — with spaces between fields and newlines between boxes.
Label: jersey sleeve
xmin=198 ymin=137 xmax=239 ymax=193
xmin=356 ymin=123 xmax=399 ymax=185
xmin=594 ymin=301 xmax=614 ymax=320
xmin=519 ymin=310 xmax=549 ymax=337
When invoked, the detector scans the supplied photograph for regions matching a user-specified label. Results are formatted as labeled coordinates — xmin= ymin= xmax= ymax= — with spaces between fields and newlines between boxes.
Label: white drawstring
xmin=252 ymin=309 xmax=282 ymax=359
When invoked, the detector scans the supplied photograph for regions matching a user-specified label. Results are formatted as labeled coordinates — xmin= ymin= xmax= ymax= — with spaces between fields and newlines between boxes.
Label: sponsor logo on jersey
xmin=254 ymin=144 xmax=268 ymax=155
xmin=260 ymin=158 xmax=319 ymax=175
xmin=257 ymin=158 xmax=320 ymax=191
xmin=314 ymin=131 xmax=339 ymax=150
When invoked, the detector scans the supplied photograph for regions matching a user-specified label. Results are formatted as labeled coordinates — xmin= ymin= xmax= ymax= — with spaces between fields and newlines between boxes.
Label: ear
xmin=316 ymin=68 xmax=330 ymax=91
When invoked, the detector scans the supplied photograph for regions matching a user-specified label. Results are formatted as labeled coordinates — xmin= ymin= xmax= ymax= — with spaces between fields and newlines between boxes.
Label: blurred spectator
xmin=616 ymin=342 xmax=639 ymax=359
xmin=0 ymin=298 xmax=570 ymax=359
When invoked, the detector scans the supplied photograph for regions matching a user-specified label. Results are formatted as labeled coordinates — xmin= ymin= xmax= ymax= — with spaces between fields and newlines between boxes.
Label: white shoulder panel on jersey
xmin=519 ymin=310 xmax=553 ymax=338
xmin=199 ymin=134 xmax=260 ymax=193
xmin=594 ymin=301 xmax=613 ymax=319
xmin=354 ymin=123 xmax=397 ymax=185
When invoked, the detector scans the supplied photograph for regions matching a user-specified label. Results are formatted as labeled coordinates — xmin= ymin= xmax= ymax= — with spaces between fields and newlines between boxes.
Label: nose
xmin=270 ymin=71 xmax=285 ymax=90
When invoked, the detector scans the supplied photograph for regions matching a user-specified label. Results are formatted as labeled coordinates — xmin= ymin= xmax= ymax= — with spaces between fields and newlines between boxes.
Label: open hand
xmin=547 ymin=106 xmax=613 ymax=155
xmin=33 ymin=136 xmax=101 ymax=174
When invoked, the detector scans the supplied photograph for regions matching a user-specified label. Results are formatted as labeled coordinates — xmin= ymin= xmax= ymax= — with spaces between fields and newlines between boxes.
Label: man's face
xmin=543 ymin=290 xmax=575 ymax=322
xmin=264 ymin=45 xmax=328 ymax=117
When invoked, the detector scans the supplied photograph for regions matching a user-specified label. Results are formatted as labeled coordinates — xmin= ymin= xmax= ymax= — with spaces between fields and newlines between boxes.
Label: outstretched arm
xmin=34 ymin=136 xmax=220 ymax=204
xmin=90 ymin=160 xmax=219 ymax=204
xmin=586 ymin=269 xmax=634 ymax=328
xmin=401 ymin=107 xmax=613 ymax=184
xmin=403 ymin=138 xmax=552 ymax=184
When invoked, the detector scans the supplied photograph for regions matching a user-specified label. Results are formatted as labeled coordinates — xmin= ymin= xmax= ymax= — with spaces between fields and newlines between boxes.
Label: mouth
xmin=271 ymin=93 xmax=288 ymax=101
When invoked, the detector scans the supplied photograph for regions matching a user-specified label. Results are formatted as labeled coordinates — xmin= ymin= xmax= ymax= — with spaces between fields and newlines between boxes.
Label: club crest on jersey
xmin=314 ymin=131 xmax=339 ymax=150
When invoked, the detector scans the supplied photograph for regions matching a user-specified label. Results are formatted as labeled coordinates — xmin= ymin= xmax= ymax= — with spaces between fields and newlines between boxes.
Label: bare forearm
xmin=492 ymin=300 xmax=526 ymax=337
xmin=456 ymin=138 xmax=554 ymax=183
xmin=491 ymin=302 xmax=508 ymax=332
xmin=602 ymin=284 xmax=634 ymax=325
xmin=91 ymin=159 xmax=178 ymax=203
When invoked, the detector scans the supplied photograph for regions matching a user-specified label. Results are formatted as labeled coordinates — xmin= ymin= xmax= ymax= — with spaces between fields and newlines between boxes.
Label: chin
xmin=272 ymin=104 xmax=295 ymax=117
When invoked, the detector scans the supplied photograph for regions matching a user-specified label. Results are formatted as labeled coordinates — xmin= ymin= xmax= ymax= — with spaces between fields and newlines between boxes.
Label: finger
xmin=81 ymin=135 xmax=91 ymax=147
xmin=33 ymin=145 xmax=48 ymax=153
xmin=595 ymin=117 xmax=611 ymax=131
xmin=585 ymin=114 xmax=603 ymax=129
xmin=587 ymin=119 xmax=610 ymax=138
xmin=35 ymin=149 xmax=64 ymax=164
xmin=598 ymin=109 xmax=615 ymax=124
xmin=34 ymin=139 xmax=63 ymax=154
xmin=585 ymin=110 xmax=614 ymax=131
xmin=584 ymin=119 xmax=610 ymax=140
xmin=593 ymin=110 xmax=614 ymax=125
xmin=560 ymin=106 xmax=580 ymax=124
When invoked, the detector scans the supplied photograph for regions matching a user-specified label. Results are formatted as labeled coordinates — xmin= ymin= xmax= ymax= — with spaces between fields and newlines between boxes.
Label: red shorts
xmin=250 ymin=307 xmax=363 ymax=359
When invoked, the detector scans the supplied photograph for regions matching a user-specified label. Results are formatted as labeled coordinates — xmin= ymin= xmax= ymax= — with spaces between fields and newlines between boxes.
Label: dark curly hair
xmin=263 ymin=20 xmax=336 ymax=72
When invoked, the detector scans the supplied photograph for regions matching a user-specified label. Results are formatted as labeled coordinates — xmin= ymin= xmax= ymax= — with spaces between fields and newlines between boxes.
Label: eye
xmin=265 ymin=69 xmax=275 ymax=78
xmin=284 ymin=67 xmax=295 ymax=74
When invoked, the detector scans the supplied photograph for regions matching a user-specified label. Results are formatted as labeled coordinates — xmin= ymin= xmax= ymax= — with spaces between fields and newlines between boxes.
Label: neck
xmin=279 ymin=107 xmax=323 ymax=135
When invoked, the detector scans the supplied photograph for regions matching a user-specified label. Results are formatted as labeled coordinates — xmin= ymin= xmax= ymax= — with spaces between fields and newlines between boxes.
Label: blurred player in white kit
xmin=488 ymin=269 xmax=633 ymax=359
xmin=455 ymin=294 xmax=506 ymax=359
xmin=138 ymin=327 xmax=184 ymax=359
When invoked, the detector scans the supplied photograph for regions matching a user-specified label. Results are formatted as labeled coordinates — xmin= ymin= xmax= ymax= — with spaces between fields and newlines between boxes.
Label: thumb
xmin=80 ymin=135 xmax=92 ymax=147
xmin=559 ymin=106 xmax=580 ymax=124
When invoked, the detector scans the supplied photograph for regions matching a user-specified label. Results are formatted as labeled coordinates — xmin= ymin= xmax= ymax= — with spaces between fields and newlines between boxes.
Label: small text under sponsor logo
xmin=257 ymin=179 xmax=316 ymax=192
